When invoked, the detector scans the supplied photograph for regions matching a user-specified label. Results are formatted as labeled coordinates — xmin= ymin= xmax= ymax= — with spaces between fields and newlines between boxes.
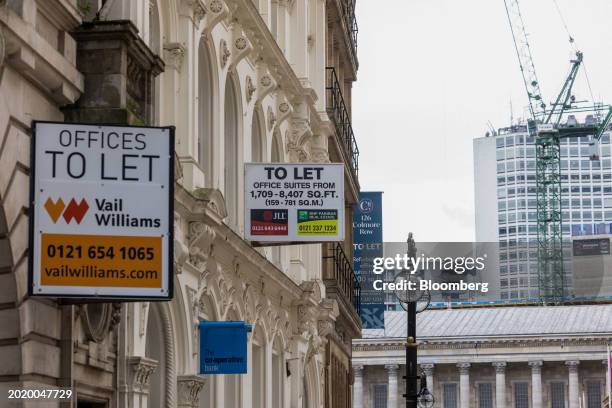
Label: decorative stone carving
xmin=193 ymin=3 xmax=207 ymax=25
xmin=268 ymin=108 xmax=277 ymax=131
xmin=127 ymin=356 xmax=158 ymax=392
xmin=208 ymin=0 xmax=223 ymax=13
xmin=260 ymin=75 xmax=273 ymax=87
xmin=177 ymin=375 xmax=207 ymax=408
xmin=110 ymin=303 xmax=122 ymax=329
xmin=229 ymin=29 xmax=252 ymax=68
xmin=310 ymin=147 xmax=330 ymax=163
xmin=385 ymin=364 xmax=400 ymax=373
xmin=255 ymin=69 xmax=278 ymax=103
xmin=246 ymin=76 xmax=256 ymax=103
xmin=220 ymin=40 xmax=231 ymax=68
xmin=279 ymin=102 xmax=290 ymax=114
xmin=287 ymin=118 xmax=312 ymax=162
xmin=191 ymin=188 xmax=228 ymax=221
xmin=565 ymin=360 xmax=580 ymax=373
xmin=164 ymin=42 xmax=186 ymax=72
xmin=493 ymin=361 xmax=507 ymax=373
xmin=188 ymin=221 xmax=216 ymax=269
xmin=81 ymin=303 xmax=114 ymax=343
xmin=529 ymin=360 xmax=543 ymax=373
xmin=457 ymin=362 xmax=471 ymax=374
xmin=235 ymin=37 xmax=248 ymax=50
xmin=276 ymin=96 xmax=293 ymax=128
xmin=421 ymin=363 xmax=435 ymax=376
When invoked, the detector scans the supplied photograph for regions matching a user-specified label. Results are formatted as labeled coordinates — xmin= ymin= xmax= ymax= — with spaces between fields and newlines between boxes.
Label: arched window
xmin=252 ymin=109 xmax=265 ymax=162
xmin=252 ymin=328 xmax=266 ymax=408
xmin=224 ymin=310 xmax=241 ymax=405
xmin=146 ymin=304 xmax=165 ymax=408
xmin=272 ymin=337 xmax=284 ymax=408
xmin=271 ymin=130 xmax=282 ymax=162
xmin=198 ymin=40 xmax=214 ymax=184
xmin=224 ymin=76 xmax=240 ymax=226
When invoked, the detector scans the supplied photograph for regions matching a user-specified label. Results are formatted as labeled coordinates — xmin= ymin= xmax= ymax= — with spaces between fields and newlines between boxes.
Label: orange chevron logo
xmin=44 ymin=197 xmax=89 ymax=224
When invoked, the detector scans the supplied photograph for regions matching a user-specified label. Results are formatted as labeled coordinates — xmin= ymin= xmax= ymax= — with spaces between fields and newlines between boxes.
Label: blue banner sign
xmin=353 ymin=192 xmax=385 ymax=329
xmin=199 ymin=321 xmax=252 ymax=374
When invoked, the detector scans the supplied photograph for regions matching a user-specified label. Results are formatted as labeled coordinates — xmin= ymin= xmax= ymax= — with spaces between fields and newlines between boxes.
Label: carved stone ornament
xmin=188 ymin=221 xmax=216 ymax=269
xmin=177 ymin=375 xmax=207 ymax=408
xmin=268 ymin=107 xmax=277 ymax=131
xmin=163 ymin=43 xmax=186 ymax=72
xmin=81 ymin=303 xmax=115 ymax=343
xmin=193 ymin=3 xmax=207 ymax=25
xmin=235 ymin=37 xmax=248 ymax=51
xmin=246 ymin=76 xmax=256 ymax=102
xmin=127 ymin=356 xmax=158 ymax=392
xmin=287 ymin=120 xmax=312 ymax=162
xmin=209 ymin=0 xmax=223 ymax=13
xmin=279 ymin=102 xmax=290 ymax=114
xmin=260 ymin=75 xmax=272 ymax=87
xmin=220 ymin=40 xmax=231 ymax=68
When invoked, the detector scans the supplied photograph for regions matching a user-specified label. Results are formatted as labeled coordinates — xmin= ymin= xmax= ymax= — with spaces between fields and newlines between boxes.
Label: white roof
xmin=362 ymin=304 xmax=612 ymax=339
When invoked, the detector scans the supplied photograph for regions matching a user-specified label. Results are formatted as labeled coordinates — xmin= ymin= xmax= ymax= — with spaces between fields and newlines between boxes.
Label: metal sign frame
xmin=27 ymin=120 xmax=174 ymax=300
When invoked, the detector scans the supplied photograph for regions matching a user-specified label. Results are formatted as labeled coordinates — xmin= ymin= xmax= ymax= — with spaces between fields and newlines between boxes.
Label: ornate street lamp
xmin=394 ymin=233 xmax=433 ymax=408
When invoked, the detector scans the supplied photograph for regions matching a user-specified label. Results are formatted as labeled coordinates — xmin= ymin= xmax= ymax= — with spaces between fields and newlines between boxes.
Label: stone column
xmin=177 ymin=375 xmax=207 ymax=408
xmin=354 ymin=365 xmax=364 ymax=408
xmin=386 ymin=364 xmax=400 ymax=408
xmin=493 ymin=362 xmax=507 ymax=408
xmin=422 ymin=363 xmax=435 ymax=394
xmin=603 ymin=360 xmax=610 ymax=403
xmin=457 ymin=363 xmax=471 ymax=408
xmin=566 ymin=361 xmax=580 ymax=408
xmin=529 ymin=361 xmax=543 ymax=408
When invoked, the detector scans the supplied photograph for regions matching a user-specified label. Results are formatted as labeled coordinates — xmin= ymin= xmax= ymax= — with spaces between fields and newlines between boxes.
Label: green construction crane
xmin=503 ymin=0 xmax=612 ymax=303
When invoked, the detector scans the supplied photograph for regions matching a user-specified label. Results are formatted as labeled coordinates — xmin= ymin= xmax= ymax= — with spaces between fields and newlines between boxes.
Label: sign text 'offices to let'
xmin=29 ymin=122 xmax=174 ymax=300
xmin=244 ymin=163 xmax=344 ymax=242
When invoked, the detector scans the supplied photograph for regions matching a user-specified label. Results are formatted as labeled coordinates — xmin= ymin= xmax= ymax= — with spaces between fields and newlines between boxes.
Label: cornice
xmin=352 ymin=337 xmax=612 ymax=353
xmin=174 ymin=183 xmax=303 ymax=300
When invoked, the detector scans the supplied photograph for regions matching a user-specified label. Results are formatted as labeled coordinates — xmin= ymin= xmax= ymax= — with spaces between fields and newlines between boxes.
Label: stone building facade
xmin=0 ymin=0 xmax=361 ymax=406
xmin=352 ymin=306 xmax=612 ymax=408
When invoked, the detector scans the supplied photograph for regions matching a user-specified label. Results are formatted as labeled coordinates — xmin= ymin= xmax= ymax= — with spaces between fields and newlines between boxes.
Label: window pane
xmin=444 ymin=384 xmax=458 ymax=408
xmin=586 ymin=382 xmax=602 ymax=408
xmin=374 ymin=385 xmax=388 ymax=408
xmin=551 ymin=382 xmax=565 ymax=408
xmin=514 ymin=382 xmax=529 ymax=408
xmin=479 ymin=383 xmax=493 ymax=408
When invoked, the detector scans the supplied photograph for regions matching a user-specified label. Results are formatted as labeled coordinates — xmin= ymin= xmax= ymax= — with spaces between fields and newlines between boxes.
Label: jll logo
xmin=44 ymin=197 xmax=89 ymax=224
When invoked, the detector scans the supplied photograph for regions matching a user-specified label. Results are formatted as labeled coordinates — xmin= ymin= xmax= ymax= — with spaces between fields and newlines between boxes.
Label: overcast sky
xmin=353 ymin=0 xmax=612 ymax=242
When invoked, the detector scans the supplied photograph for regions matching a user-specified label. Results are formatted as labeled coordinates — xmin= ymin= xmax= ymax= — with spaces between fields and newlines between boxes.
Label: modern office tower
xmin=474 ymin=118 xmax=612 ymax=301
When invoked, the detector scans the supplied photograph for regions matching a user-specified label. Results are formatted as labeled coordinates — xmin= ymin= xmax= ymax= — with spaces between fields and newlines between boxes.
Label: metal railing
xmin=326 ymin=67 xmax=359 ymax=177
xmin=324 ymin=243 xmax=361 ymax=315
xmin=341 ymin=0 xmax=358 ymax=59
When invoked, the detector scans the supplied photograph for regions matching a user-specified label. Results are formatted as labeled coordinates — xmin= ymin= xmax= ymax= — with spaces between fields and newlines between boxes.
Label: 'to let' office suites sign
xmin=29 ymin=122 xmax=174 ymax=300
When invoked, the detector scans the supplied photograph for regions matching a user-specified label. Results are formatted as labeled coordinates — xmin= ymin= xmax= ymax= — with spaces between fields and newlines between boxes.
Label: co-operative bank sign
xmin=28 ymin=122 xmax=174 ymax=299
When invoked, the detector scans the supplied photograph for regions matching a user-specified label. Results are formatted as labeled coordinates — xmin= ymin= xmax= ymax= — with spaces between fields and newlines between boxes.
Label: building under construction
xmin=474 ymin=120 xmax=612 ymax=301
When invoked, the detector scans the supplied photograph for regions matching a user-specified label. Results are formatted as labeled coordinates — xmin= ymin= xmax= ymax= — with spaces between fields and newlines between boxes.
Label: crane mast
xmin=503 ymin=0 xmax=612 ymax=303
xmin=503 ymin=0 xmax=546 ymax=120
